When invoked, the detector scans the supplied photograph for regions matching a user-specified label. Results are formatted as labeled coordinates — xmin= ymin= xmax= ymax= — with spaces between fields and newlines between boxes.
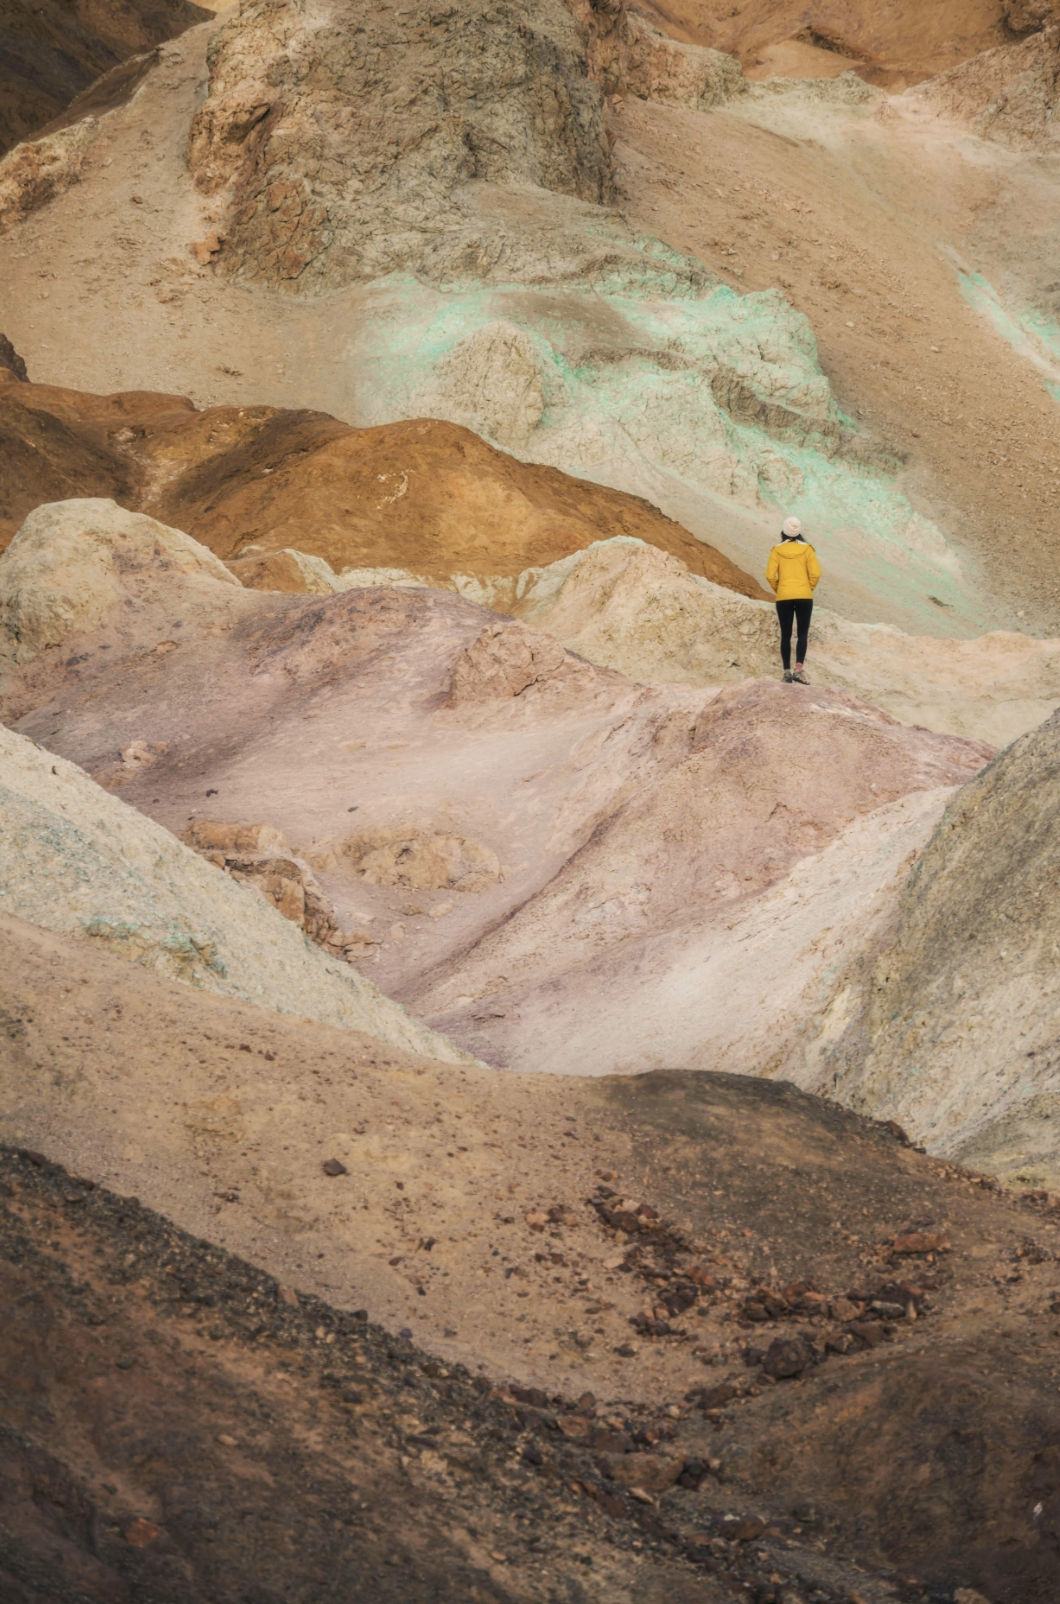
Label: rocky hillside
xmin=0 ymin=498 xmax=997 ymax=1143
xmin=0 ymin=0 xmax=208 ymax=155
xmin=633 ymin=0 xmax=1021 ymax=87
xmin=3 ymin=0 xmax=1037 ymax=635
xmin=829 ymin=704 xmax=1060 ymax=1188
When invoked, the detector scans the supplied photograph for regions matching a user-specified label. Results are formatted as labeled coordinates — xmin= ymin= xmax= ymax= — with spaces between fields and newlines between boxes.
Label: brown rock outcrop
xmin=908 ymin=25 xmax=1060 ymax=147
xmin=1004 ymin=0 xmax=1060 ymax=34
xmin=574 ymin=0 xmax=744 ymax=109
xmin=182 ymin=819 xmax=373 ymax=960
xmin=0 ymin=334 xmax=27 ymax=383
xmin=0 ymin=379 xmax=767 ymax=596
xmin=187 ymin=0 xmax=612 ymax=289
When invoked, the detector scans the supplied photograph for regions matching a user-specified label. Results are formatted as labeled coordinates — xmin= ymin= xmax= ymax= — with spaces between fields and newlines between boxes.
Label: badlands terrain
xmin=4 ymin=0 xmax=1060 ymax=1601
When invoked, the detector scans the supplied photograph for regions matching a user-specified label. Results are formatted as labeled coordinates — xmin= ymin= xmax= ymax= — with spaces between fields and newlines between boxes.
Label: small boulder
xmin=762 ymin=1336 xmax=816 ymax=1380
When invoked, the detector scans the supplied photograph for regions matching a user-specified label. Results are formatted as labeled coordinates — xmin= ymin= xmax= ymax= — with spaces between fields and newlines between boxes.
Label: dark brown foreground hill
xmin=4 ymin=907 xmax=1060 ymax=1601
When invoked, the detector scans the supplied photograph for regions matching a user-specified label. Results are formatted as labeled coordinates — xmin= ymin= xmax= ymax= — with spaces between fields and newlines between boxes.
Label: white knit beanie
xmin=781 ymin=516 xmax=802 ymax=539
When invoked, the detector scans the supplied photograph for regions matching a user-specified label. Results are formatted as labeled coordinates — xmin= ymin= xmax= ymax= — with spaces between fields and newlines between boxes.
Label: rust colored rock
xmin=191 ymin=233 xmax=222 ymax=266
xmin=892 ymin=1231 xmax=951 ymax=1255
xmin=848 ymin=1322 xmax=890 ymax=1349
xmin=125 ymin=1518 xmax=161 ymax=1547
xmin=690 ymin=1380 xmax=740 ymax=1410
xmin=721 ymin=1515 xmax=765 ymax=1542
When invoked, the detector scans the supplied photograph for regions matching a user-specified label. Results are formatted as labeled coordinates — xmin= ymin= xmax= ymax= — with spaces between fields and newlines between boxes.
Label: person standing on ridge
xmin=766 ymin=516 xmax=821 ymax=684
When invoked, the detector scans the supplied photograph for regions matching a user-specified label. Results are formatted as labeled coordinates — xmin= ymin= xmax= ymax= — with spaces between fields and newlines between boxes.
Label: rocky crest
xmin=189 ymin=0 xmax=613 ymax=288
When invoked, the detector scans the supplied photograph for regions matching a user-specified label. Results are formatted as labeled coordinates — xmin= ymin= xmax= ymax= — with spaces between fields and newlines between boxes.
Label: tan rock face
xmin=331 ymin=829 xmax=504 ymax=895
xmin=573 ymin=0 xmax=744 ymax=108
xmin=0 ymin=497 xmax=238 ymax=664
xmin=906 ymin=25 xmax=1060 ymax=148
xmin=446 ymin=619 xmax=583 ymax=704
xmin=182 ymin=819 xmax=370 ymax=957
xmin=188 ymin=0 xmax=613 ymax=289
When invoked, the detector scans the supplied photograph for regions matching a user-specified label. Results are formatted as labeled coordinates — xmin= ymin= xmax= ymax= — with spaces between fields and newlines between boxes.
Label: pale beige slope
xmin=416 ymin=785 xmax=956 ymax=1081
xmin=0 ymin=722 xmax=473 ymax=1061
xmin=408 ymin=677 xmax=989 ymax=1073
xmin=824 ymin=703 xmax=1060 ymax=1188
xmin=511 ymin=537 xmax=1060 ymax=748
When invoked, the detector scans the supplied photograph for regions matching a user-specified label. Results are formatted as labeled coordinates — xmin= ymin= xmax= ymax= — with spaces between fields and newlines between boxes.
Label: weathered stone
xmin=762 ymin=1337 xmax=815 ymax=1380
xmin=848 ymin=1322 xmax=890 ymax=1350
xmin=604 ymin=1452 xmax=682 ymax=1492
xmin=0 ymin=498 xmax=236 ymax=663
xmin=124 ymin=1518 xmax=162 ymax=1547
xmin=721 ymin=1515 xmax=765 ymax=1542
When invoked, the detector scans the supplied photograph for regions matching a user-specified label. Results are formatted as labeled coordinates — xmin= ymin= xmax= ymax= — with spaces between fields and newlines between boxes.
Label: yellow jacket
xmin=766 ymin=540 xmax=821 ymax=601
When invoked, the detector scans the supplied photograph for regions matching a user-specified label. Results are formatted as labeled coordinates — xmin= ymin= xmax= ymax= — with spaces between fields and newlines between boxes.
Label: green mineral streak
xmin=958 ymin=271 xmax=1060 ymax=395
xmin=351 ymin=259 xmax=989 ymax=635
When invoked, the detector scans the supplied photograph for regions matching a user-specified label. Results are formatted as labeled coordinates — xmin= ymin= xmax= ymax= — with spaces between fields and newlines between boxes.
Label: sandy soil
xmin=636 ymin=0 xmax=1011 ymax=87
xmin=609 ymin=79 xmax=1060 ymax=631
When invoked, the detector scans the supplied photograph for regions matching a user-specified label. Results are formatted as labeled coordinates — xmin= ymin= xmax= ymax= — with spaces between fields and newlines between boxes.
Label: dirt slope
xmin=607 ymin=74 xmax=1060 ymax=629
xmin=0 ymin=372 xmax=765 ymax=593
xmin=633 ymin=0 xmax=1013 ymax=86
xmin=5 ymin=920 xmax=1060 ymax=1602
xmin=0 ymin=0 xmax=208 ymax=156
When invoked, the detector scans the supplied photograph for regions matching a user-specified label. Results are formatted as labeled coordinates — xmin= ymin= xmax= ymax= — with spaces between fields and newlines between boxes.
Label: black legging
xmin=776 ymin=598 xmax=813 ymax=671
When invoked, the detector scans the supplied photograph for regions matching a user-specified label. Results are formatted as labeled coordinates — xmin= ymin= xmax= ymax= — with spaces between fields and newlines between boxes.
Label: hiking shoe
xmin=782 ymin=671 xmax=793 ymax=683
xmin=792 ymin=668 xmax=810 ymax=684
